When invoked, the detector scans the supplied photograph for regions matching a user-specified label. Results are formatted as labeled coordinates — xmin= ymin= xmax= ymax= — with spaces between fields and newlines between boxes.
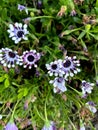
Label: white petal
xmin=8 ymin=64 xmax=11 ymax=68
xmin=23 ymin=36 xmax=28 ymax=40
xmin=3 ymin=63 xmax=7 ymax=66
xmin=24 ymin=24 xmax=27 ymax=28
xmin=15 ymin=22 xmax=19 ymax=27
xmin=70 ymin=72 xmax=74 ymax=77
xmin=12 ymin=64 xmax=15 ymax=68
xmin=19 ymin=23 xmax=22 ymax=28
xmin=1 ymin=60 xmax=5 ymax=64
xmin=15 ymin=40 xmax=19 ymax=44
xmin=9 ymin=32 xmax=15 ymax=37
xmin=12 ymin=37 xmax=17 ymax=40
xmin=9 ymin=24 xmax=14 ymax=31
xmin=24 ymin=65 xmax=27 ymax=68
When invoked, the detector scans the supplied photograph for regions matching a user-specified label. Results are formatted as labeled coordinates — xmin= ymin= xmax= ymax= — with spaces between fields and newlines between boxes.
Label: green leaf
xmin=0 ymin=76 xmax=5 ymax=82
xmin=4 ymin=78 xmax=10 ymax=88
xmin=78 ymin=31 xmax=86 ymax=40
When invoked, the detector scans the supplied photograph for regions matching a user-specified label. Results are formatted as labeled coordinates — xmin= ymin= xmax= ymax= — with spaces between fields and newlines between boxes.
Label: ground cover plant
xmin=0 ymin=0 xmax=98 ymax=129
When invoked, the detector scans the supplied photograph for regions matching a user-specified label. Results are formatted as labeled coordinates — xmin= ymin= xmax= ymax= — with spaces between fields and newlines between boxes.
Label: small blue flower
xmin=5 ymin=122 xmax=18 ymax=130
xmin=81 ymin=80 xmax=94 ymax=95
xmin=18 ymin=4 xmax=28 ymax=14
xmin=86 ymin=101 xmax=97 ymax=113
xmin=49 ymin=77 xmax=67 ymax=93
xmin=42 ymin=121 xmax=56 ymax=130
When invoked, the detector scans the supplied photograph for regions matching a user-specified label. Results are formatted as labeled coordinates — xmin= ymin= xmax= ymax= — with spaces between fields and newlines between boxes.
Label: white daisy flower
xmin=7 ymin=22 xmax=29 ymax=44
xmin=0 ymin=48 xmax=21 ymax=68
xmin=61 ymin=56 xmax=81 ymax=78
xmin=20 ymin=50 xmax=41 ymax=69
xmin=46 ymin=60 xmax=63 ymax=77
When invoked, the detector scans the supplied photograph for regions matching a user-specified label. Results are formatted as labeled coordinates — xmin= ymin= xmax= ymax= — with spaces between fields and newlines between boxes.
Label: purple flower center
xmin=27 ymin=55 xmax=34 ymax=62
xmin=51 ymin=64 xmax=57 ymax=70
xmin=63 ymin=60 xmax=71 ymax=68
xmin=88 ymin=101 xmax=95 ymax=106
xmin=57 ymin=77 xmax=63 ymax=83
xmin=8 ymin=51 xmax=16 ymax=58
xmin=17 ymin=31 xmax=24 ymax=38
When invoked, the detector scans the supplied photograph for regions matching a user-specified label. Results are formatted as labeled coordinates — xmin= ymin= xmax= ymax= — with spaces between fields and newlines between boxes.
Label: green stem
xmin=45 ymin=99 xmax=48 ymax=121
xmin=68 ymin=117 xmax=77 ymax=130
xmin=10 ymin=100 xmax=19 ymax=121
xmin=34 ymin=106 xmax=45 ymax=121
xmin=67 ymin=85 xmax=82 ymax=96
xmin=30 ymin=16 xmax=54 ymax=21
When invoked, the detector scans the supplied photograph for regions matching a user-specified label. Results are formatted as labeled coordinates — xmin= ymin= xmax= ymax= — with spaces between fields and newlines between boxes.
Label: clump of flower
xmin=7 ymin=22 xmax=29 ymax=44
xmin=86 ymin=101 xmax=97 ymax=114
xmin=42 ymin=121 xmax=56 ymax=130
xmin=46 ymin=55 xmax=80 ymax=93
xmin=81 ymin=80 xmax=94 ymax=96
xmin=18 ymin=4 xmax=28 ymax=14
xmin=20 ymin=50 xmax=41 ymax=69
xmin=5 ymin=121 xmax=18 ymax=130
xmin=0 ymin=48 xmax=21 ymax=68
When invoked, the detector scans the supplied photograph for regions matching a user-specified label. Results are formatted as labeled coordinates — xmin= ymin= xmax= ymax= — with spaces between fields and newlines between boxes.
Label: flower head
xmin=23 ymin=17 xmax=31 ymax=24
xmin=70 ymin=9 xmax=77 ymax=16
xmin=86 ymin=101 xmax=97 ymax=113
xmin=21 ymin=50 xmax=41 ymax=69
xmin=7 ymin=22 xmax=29 ymax=44
xmin=81 ymin=80 xmax=94 ymax=95
xmin=46 ymin=60 xmax=63 ymax=77
xmin=5 ymin=122 xmax=18 ymax=130
xmin=42 ymin=121 xmax=56 ymax=130
xmin=61 ymin=56 xmax=80 ymax=78
xmin=50 ymin=77 xmax=67 ymax=93
xmin=0 ymin=48 xmax=21 ymax=68
xmin=18 ymin=4 xmax=28 ymax=14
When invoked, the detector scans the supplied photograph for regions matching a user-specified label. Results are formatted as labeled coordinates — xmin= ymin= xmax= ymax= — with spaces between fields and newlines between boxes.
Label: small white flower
xmin=61 ymin=56 xmax=80 ymax=78
xmin=86 ymin=101 xmax=97 ymax=113
xmin=7 ymin=22 xmax=29 ymax=44
xmin=46 ymin=60 xmax=63 ymax=77
xmin=50 ymin=77 xmax=67 ymax=93
xmin=20 ymin=50 xmax=41 ymax=69
xmin=81 ymin=80 xmax=94 ymax=95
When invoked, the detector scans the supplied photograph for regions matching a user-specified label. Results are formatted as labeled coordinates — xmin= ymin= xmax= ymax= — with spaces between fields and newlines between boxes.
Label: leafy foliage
xmin=0 ymin=0 xmax=98 ymax=130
